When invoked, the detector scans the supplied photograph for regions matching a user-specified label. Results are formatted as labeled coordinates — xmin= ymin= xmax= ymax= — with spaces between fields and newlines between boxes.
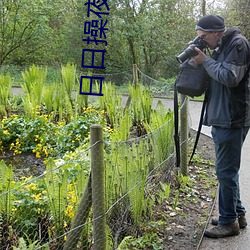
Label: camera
xmin=176 ymin=36 xmax=208 ymax=63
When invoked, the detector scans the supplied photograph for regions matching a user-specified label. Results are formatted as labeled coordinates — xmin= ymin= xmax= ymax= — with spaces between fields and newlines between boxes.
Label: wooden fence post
xmin=91 ymin=124 xmax=106 ymax=250
xmin=133 ymin=63 xmax=138 ymax=86
xmin=63 ymin=175 xmax=92 ymax=250
xmin=180 ymin=94 xmax=188 ymax=176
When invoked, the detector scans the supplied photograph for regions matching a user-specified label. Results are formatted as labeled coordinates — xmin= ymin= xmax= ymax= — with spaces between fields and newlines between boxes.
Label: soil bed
xmin=0 ymin=152 xmax=45 ymax=180
xmin=159 ymin=130 xmax=217 ymax=250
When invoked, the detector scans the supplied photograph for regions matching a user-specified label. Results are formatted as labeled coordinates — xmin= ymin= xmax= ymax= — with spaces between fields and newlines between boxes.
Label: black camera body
xmin=176 ymin=36 xmax=208 ymax=63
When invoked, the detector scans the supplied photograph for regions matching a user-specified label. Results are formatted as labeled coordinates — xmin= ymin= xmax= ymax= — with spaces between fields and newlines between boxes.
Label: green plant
xmin=13 ymin=237 xmax=40 ymax=250
xmin=105 ymin=136 xmax=153 ymax=233
xmin=43 ymin=84 xmax=56 ymax=114
xmin=12 ymin=177 xmax=49 ymax=241
xmin=21 ymin=65 xmax=47 ymax=118
xmin=0 ymin=73 xmax=12 ymax=116
xmin=78 ymin=72 xmax=93 ymax=110
xmin=117 ymin=233 xmax=163 ymax=250
xmin=145 ymin=100 xmax=174 ymax=163
xmin=178 ymin=173 xmax=191 ymax=189
xmin=60 ymin=63 xmax=76 ymax=102
xmin=42 ymin=157 xmax=90 ymax=242
xmin=109 ymin=109 xmax=132 ymax=141
xmin=43 ymin=159 xmax=69 ymax=224
xmin=0 ymin=106 xmax=104 ymax=158
xmin=157 ymin=182 xmax=171 ymax=203
xmin=99 ymin=81 xmax=123 ymax=128
xmin=0 ymin=115 xmax=57 ymax=157
xmin=0 ymin=161 xmax=15 ymax=222
xmin=172 ymin=190 xmax=180 ymax=210
xmin=129 ymin=83 xmax=153 ymax=129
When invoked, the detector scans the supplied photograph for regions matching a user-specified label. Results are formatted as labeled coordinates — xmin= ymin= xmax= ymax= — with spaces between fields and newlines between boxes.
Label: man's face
xmin=196 ymin=30 xmax=222 ymax=49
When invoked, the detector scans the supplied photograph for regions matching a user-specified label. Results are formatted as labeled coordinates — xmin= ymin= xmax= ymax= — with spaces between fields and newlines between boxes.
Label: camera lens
xmin=176 ymin=45 xmax=198 ymax=63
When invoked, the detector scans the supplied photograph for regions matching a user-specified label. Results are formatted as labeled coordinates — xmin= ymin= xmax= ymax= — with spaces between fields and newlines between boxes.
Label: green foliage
xmin=158 ymin=182 xmax=171 ymax=203
xmin=145 ymin=100 xmax=175 ymax=163
xmin=109 ymin=109 xmax=132 ymax=141
xmin=0 ymin=73 xmax=12 ymax=116
xmin=99 ymin=81 xmax=123 ymax=128
xmin=21 ymin=65 xmax=47 ymax=118
xmin=178 ymin=173 xmax=192 ymax=189
xmin=117 ymin=233 xmax=163 ymax=250
xmin=12 ymin=176 xmax=48 ymax=240
xmin=75 ymin=73 xmax=90 ymax=112
xmin=129 ymin=83 xmax=153 ymax=127
xmin=172 ymin=190 xmax=180 ymax=210
xmin=0 ymin=0 xmax=229 ymax=79
xmin=43 ymin=159 xmax=68 ymax=230
xmin=0 ymin=146 xmax=91 ymax=248
xmin=105 ymin=136 xmax=153 ymax=227
xmin=0 ymin=161 xmax=14 ymax=222
xmin=0 ymin=109 xmax=102 ymax=157
xmin=61 ymin=63 xmax=76 ymax=100
xmin=0 ymin=115 xmax=56 ymax=157
xmin=43 ymin=85 xmax=56 ymax=113
xmin=0 ymin=0 xmax=51 ymax=65
xmin=13 ymin=235 xmax=46 ymax=250
xmin=0 ymin=73 xmax=179 ymax=248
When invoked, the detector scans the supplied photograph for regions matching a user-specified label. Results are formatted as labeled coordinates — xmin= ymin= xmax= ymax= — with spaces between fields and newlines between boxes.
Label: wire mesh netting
xmin=0 ymin=119 xmax=179 ymax=249
xmin=0 ymin=65 xmax=191 ymax=249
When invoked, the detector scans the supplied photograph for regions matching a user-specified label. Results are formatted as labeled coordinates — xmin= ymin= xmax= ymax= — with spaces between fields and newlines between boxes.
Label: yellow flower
xmin=12 ymin=207 xmax=17 ymax=212
xmin=42 ymin=147 xmax=49 ymax=157
xmin=3 ymin=130 xmax=10 ymax=135
xmin=36 ymin=152 xmax=41 ymax=159
xmin=71 ymin=195 xmax=76 ymax=204
xmin=26 ymin=183 xmax=37 ymax=191
xmin=32 ymin=193 xmax=42 ymax=201
xmin=14 ymin=149 xmax=21 ymax=155
xmin=100 ymin=110 xmax=106 ymax=115
xmin=65 ymin=205 xmax=74 ymax=218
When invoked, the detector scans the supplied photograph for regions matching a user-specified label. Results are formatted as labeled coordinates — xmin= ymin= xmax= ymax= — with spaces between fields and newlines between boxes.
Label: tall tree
xmin=221 ymin=0 xmax=250 ymax=39
xmin=0 ymin=0 xmax=51 ymax=65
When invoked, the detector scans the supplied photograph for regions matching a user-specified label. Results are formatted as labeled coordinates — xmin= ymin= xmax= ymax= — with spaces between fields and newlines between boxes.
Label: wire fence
xmin=1 ymin=63 xmax=175 ymax=97
xmin=0 ymin=116 xmax=189 ymax=249
xmin=0 ymin=65 xmax=191 ymax=249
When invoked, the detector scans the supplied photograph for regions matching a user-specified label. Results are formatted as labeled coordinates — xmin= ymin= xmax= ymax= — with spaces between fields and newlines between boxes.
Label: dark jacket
xmin=203 ymin=26 xmax=250 ymax=128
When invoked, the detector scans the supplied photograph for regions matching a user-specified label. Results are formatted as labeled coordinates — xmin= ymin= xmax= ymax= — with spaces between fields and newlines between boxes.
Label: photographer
xmin=192 ymin=15 xmax=250 ymax=238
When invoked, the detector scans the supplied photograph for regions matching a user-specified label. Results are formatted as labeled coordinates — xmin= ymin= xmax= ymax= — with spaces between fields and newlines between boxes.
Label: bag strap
xmin=174 ymin=80 xmax=180 ymax=168
xmin=188 ymin=91 xmax=208 ymax=164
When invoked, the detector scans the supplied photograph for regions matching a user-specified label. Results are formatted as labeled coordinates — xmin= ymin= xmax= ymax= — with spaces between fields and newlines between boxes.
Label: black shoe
xmin=204 ymin=222 xmax=240 ymax=238
xmin=211 ymin=214 xmax=247 ymax=229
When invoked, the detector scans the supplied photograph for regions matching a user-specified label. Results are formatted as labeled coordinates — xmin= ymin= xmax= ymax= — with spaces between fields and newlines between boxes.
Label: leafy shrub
xmin=0 ymin=106 xmax=104 ymax=158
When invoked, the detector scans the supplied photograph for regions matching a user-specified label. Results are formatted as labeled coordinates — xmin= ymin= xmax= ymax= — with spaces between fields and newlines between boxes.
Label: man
xmin=192 ymin=15 xmax=250 ymax=238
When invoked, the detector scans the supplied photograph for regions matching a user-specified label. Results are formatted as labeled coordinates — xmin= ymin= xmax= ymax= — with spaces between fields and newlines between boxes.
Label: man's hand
xmin=192 ymin=47 xmax=207 ymax=64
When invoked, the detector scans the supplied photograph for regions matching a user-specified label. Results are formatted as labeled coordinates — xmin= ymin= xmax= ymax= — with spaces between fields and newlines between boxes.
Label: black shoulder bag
xmin=175 ymin=58 xmax=208 ymax=97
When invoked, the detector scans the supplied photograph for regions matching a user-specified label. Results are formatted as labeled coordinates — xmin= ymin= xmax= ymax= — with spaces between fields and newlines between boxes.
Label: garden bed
xmin=0 ymin=129 xmax=217 ymax=250
xmin=161 ymin=131 xmax=217 ymax=250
